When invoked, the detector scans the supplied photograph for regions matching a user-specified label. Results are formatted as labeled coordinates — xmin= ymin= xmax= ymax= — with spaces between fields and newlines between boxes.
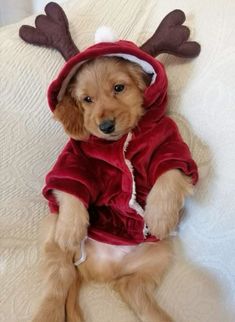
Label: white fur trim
xmin=57 ymin=53 xmax=156 ymax=103
xmin=123 ymin=133 xmax=149 ymax=238
xmin=143 ymin=224 xmax=150 ymax=237
xmin=105 ymin=53 xmax=156 ymax=84
xmin=95 ymin=26 xmax=118 ymax=44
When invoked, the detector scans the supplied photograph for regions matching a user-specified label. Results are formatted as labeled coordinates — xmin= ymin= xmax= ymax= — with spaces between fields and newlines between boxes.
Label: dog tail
xmin=66 ymin=270 xmax=84 ymax=322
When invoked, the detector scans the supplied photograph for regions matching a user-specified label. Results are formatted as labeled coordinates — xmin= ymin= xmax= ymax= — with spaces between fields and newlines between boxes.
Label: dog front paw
xmin=55 ymin=218 xmax=85 ymax=252
xmin=145 ymin=205 xmax=180 ymax=240
xmin=144 ymin=170 xmax=192 ymax=240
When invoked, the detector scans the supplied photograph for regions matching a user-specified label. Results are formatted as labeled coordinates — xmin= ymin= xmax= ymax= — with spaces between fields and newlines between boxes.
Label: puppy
xmin=32 ymin=57 xmax=194 ymax=322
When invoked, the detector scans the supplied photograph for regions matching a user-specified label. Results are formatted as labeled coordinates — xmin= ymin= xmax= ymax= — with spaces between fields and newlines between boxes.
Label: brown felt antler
xmin=19 ymin=4 xmax=200 ymax=61
xmin=19 ymin=2 xmax=79 ymax=60
xmin=140 ymin=9 xmax=201 ymax=58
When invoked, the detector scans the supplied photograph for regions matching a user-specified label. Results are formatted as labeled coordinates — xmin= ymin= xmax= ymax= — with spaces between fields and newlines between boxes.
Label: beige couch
xmin=1 ymin=0 xmax=235 ymax=321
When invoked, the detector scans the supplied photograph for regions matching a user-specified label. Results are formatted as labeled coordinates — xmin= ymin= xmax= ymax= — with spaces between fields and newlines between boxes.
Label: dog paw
xmin=55 ymin=218 xmax=84 ymax=252
xmin=67 ymin=309 xmax=85 ymax=322
xmin=32 ymin=300 xmax=65 ymax=322
xmin=144 ymin=170 xmax=192 ymax=240
xmin=145 ymin=205 xmax=181 ymax=240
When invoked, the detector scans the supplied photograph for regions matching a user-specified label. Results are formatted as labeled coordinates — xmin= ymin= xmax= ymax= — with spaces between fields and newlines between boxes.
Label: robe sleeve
xmin=42 ymin=149 xmax=96 ymax=213
xmin=148 ymin=117 xmax=198 ymax=186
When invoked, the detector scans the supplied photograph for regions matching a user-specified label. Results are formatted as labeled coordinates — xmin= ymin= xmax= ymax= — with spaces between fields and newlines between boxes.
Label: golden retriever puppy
xmin=32 ymin=57 xmax=194 ymax=322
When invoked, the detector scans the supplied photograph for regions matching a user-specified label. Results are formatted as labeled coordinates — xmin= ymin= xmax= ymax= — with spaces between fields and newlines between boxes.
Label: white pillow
xmin=0 ymin=0 xmax=234 ymax=321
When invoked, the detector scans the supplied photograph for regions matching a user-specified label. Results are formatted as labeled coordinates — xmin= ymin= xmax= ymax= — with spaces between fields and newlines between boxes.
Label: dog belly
xmin=76 ymin=238 xmax=139 ymax=281
xmin=86 ymin=238 xmax=137 ymax=263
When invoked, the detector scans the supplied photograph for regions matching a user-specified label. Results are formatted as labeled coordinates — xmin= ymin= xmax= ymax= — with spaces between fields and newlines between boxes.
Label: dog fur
xmin=32 ymin=57 xmax=193 ymax=322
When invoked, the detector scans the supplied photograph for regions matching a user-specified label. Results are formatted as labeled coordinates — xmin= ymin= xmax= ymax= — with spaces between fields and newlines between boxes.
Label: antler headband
xmin=19 ymin=2 xmax=200 ymax=61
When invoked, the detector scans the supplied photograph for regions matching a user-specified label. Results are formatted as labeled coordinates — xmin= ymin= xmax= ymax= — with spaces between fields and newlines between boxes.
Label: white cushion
xmin=0 ymin=0 xmax=235 ymax=321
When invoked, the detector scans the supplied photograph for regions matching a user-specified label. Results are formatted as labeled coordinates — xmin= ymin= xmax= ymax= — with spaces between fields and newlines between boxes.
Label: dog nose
xmin=99 ymin=120 xmax=115 ymax=134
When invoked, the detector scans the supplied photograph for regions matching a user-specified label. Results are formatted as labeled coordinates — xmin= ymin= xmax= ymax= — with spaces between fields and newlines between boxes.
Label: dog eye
xmin=114 ymin=84 xmax=125 ymax=93
xmin=83 ymin=96 xmax=93 ymax=103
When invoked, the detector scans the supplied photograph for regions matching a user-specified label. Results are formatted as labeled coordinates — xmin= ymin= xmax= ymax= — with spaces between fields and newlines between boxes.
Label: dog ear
xmin=126 ymin=63 xmax=152 ymax=92
xmin=54 ymin=95 xmax=89 ymax=140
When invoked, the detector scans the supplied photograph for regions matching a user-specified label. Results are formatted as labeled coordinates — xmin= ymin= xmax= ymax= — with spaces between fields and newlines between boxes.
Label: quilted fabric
xmin=0 ymin=0 xmax=235 ymax=321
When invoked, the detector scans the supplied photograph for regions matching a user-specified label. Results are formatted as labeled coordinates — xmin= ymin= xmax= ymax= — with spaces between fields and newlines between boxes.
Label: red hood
xmin=47 ymin=40 xmax=168 ymax=120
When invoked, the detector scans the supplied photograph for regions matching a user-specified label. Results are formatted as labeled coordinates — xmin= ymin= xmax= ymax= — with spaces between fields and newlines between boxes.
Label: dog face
xmin=54 ymin=57 xmax=150 ymax=140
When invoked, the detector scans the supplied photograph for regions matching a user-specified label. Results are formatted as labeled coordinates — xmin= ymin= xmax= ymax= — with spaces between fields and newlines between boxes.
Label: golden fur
xmin=54 ymin=57 xmax=150 ymax=141
xmin=32 ymin=57 xmax=193 ymax=322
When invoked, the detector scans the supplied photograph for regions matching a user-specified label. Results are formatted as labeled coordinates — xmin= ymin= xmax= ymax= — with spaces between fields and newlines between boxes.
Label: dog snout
xmin=99 ymin=120 xmax=115 ymax=134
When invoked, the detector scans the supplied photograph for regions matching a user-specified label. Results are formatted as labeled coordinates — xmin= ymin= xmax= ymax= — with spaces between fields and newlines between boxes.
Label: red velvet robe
xmin=43 ymin=40 xmax=198 ymax=245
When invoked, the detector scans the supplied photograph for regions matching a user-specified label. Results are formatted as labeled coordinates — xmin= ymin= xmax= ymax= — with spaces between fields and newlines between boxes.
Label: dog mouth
xmin=97 ymin=131 xmax=123 ymax=141
xmin=106 ymin=133 xmax=123 ymax=140
xmin=102 ymin=127 xmax=133 ymax=140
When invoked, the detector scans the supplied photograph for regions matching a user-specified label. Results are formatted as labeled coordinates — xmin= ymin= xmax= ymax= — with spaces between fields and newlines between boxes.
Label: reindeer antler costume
xmin=19 ymin=2 xmax=200 ymax=246
xmin=19 ymin=3 xmax=200 ymax=60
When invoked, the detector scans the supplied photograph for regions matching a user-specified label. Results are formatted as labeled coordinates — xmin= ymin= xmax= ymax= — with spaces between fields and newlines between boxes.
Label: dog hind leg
xmin=113 ymin=274 xmax=173 ymax=322
xmin=113 ymin=241 xmax=173 ymax=322
xmin=66 ymin=270 xmax=85 ymax=322
xmin=32 ymin=215 xmax=79 ymax=322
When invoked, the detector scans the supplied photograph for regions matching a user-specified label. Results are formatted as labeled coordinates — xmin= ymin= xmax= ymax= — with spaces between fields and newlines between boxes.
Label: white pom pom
xmin=95 ymin=26 xmax=118 ymax=44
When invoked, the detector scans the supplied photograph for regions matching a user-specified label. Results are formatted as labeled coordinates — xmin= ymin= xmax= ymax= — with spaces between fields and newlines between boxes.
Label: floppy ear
xmin=54 ymin=95 xmax=89 ymax=140
xmin=126 ymin=63 xmax=152 ymax=92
